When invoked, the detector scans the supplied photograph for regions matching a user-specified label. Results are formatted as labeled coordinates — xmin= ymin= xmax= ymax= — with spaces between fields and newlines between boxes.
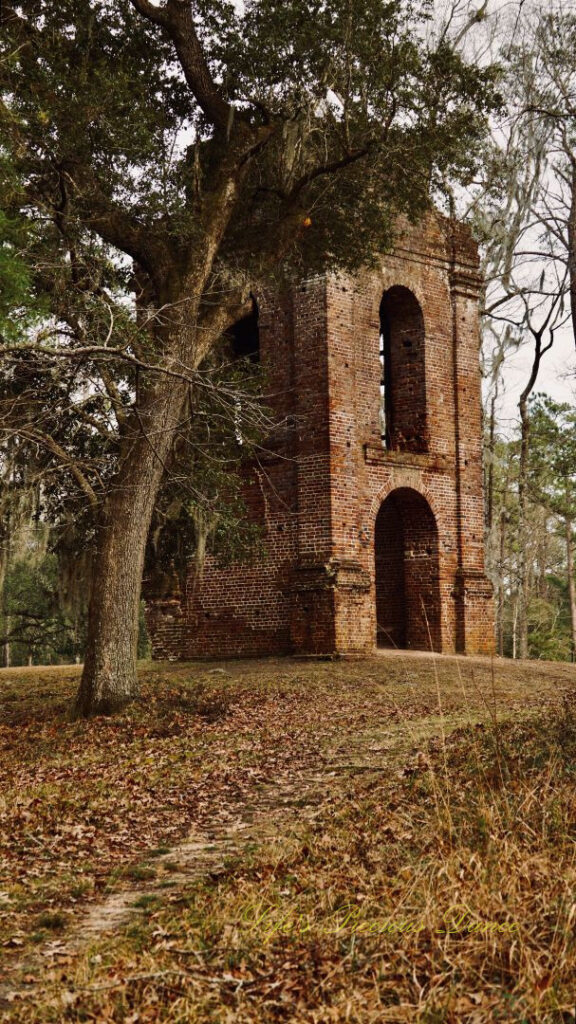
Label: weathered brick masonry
xmin=147 ymin=211 xmax=495 ymax=659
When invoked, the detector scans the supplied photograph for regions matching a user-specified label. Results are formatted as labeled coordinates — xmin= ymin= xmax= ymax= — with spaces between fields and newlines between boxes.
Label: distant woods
xmin=476 ymin=1 xmax=576 ymax=661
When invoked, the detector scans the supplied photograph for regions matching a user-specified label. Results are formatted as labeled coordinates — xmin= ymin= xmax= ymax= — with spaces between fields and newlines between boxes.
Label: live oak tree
xmin=0 ymin=0 xmax=499 ymax=715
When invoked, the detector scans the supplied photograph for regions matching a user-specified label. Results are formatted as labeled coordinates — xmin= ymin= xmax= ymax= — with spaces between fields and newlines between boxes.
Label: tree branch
xmin=129 ymin=0 xmax=169 ymax=27
xmin=286 ymin=144 xmax=374 ymax=202
xmin=129 ymin=0 xmax=232 ymax=131
xmin=59 ymin=168 xmax=170 ymax=283
xmin=20 ymin=428 xmax=99 ymax=507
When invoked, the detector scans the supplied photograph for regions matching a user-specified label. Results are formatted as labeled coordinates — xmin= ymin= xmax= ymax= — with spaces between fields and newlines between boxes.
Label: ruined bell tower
xmin=146 ymin=211 xmax=495 ymax=659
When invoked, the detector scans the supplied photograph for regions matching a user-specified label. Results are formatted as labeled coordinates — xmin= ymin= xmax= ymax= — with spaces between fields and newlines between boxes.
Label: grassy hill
xmin=1 ymin=653 xmax=576 ymax=1022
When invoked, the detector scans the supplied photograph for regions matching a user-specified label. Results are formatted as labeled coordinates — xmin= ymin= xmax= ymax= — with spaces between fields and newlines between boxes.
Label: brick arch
xmin=367 ymin=274 xmax=428 ymax=324
xmin=373 ymin=487 xmax=442 ymax=652
xmin=369 ymin=476 xmax=440 ymax=524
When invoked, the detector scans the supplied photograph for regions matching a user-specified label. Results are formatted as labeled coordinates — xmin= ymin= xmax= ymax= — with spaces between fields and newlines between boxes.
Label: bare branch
xmin=20 ymin=428 xmax=98 ymax=507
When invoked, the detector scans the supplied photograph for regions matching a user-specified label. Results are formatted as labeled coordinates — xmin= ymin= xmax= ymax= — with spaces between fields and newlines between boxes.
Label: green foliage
xmin=527 ymin=394 xmax=576 ymax=518
xmin=3 ymin=549 xmax=82 ymax=665
xmin=486 ymin=395 xmax=576 ymax=662
xmin=0 ymin=0 xmax=501 ymax=288
xmin=144 ymin=355 xmax=268 ymax=595
xmin=0 ymin=209 xmax=44 ymax=339
xmin=2 ymin=547 xmax=150 ymax=664
xmin=526 ymin=594 xmax=573 ymax=662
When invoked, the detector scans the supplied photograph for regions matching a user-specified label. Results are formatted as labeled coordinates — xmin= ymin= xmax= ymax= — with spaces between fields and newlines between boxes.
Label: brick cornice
xmin=449 ymin=267 xmax=484 ymax=300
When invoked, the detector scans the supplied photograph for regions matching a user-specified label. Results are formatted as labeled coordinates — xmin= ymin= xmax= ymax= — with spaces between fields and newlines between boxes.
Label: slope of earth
xmin=1 ymin=652 xmax=576 ymax=1022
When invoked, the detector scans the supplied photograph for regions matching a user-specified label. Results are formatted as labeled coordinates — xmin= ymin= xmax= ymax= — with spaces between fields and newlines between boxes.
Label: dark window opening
xmin=229 ymin=297 xmax=260 ymax=363
xmin=379 ymin=287 xmax=428 ymax=453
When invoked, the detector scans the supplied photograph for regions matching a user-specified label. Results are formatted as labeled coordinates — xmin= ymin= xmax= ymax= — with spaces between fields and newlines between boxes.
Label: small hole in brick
xmin=277 ymin=524 xmax=284 ymax=532
xmin=346 ymin=441 xmax=351 ymax=447
xmin=205 ymin=612 xmax=211 ymax=619
xmin=345 ymin=361 xmax=349 ymax=367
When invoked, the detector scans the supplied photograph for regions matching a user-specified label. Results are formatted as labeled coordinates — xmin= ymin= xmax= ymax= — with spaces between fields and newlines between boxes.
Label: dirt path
xmin=1 ymin=713 xmax=432 ymax=1006
xmin=54 ymin=723 xmax=417 ymax=942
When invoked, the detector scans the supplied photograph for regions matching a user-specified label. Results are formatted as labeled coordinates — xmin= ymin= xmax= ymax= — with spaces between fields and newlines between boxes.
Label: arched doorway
xmin=374 ymin=488 xmax=441 ymax=651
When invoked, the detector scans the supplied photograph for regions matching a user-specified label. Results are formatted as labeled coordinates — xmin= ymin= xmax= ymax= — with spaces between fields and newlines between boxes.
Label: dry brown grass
xmin=1 ymin=653 xmax=576 ymax=1021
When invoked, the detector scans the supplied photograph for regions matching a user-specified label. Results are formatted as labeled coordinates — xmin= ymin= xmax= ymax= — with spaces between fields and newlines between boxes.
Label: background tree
xmin=487 ymin=423 xmax=574 ymax=662
xmin=527 ymin=395 xmax=576 ymax=661
xmin=0 ymin=198 xmax=46 ymax=664
xmin=518 ymin=3 xmax=576 ymax=355
xmin=448 ymin=0 xmax=576 ymax=657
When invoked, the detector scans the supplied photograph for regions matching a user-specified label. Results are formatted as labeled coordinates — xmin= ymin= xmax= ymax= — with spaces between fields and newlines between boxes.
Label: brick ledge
xmin=363 ymin=443 xmax=451 ymax=472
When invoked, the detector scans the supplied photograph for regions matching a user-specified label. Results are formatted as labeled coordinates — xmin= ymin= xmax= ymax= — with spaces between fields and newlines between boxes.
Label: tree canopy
xmin=0 ymin=0 xmax=501 ymax=713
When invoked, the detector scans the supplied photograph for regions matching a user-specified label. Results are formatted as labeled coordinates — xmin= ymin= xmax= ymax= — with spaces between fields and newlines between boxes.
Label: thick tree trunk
xmin=74 ymin=374 xmax=188 ymax=717
xmin=566 ymin=517 xmax=576 ymax=663
xmin=72 ymin=159 xmax=246 ymax=717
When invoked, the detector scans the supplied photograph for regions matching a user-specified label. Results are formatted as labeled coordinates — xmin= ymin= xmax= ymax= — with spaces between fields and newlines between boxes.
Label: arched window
xmin=225 ymin=297 xmax=260 ymax=446
xmin=379 ymin=287 xmax=427 ymax=453
xmin=229 ymin=297 xmax=260 ymax=363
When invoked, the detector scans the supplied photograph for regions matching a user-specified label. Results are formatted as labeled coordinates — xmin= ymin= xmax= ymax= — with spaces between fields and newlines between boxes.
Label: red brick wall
xmin=146 ymin=211 xmax=495 ymax=660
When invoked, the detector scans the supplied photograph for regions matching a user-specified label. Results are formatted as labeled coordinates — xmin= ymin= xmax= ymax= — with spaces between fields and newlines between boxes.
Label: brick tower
xmin=147 ymin=211 xmax=495 ymax=659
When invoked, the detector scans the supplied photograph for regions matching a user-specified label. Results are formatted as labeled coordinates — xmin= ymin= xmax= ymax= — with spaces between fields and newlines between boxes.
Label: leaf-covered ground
xmin=1 ymin=653 xmax=576 ymax=1021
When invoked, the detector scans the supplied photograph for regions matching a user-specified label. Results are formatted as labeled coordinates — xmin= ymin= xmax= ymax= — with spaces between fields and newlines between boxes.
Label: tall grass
xmin=10 ymin=694 xmax=576 ymax=1022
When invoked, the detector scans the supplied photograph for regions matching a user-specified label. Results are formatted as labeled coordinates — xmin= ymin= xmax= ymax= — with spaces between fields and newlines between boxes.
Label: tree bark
xmin=568 ymin=159 xmax=576 ymax=355
xmin=511 ymin=594 xmax=518 ymax=661
xmin=517 ymin=389 xmax=530 ymax=660
xmin=515 ymin=312 xmax=556 ymax=660
xmin=73 ymin=372 xmax=188 ymax=717
xmin=485 ymin=384 xmax=498 ymax=532
xmin=497 ymin=504 xmax=508 ymax=657
xmin=0 ymin=555 xmax=7 ymax=669
xmin=71 ymin=147 xmax=247 ymax=718
xmin=566 ymin=517 xmax=576 ymax=663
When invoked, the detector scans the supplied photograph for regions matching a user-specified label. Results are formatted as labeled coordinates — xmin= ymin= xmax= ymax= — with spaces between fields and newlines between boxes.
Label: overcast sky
xmin=431 ymin=0 xmax=576 ymax=425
